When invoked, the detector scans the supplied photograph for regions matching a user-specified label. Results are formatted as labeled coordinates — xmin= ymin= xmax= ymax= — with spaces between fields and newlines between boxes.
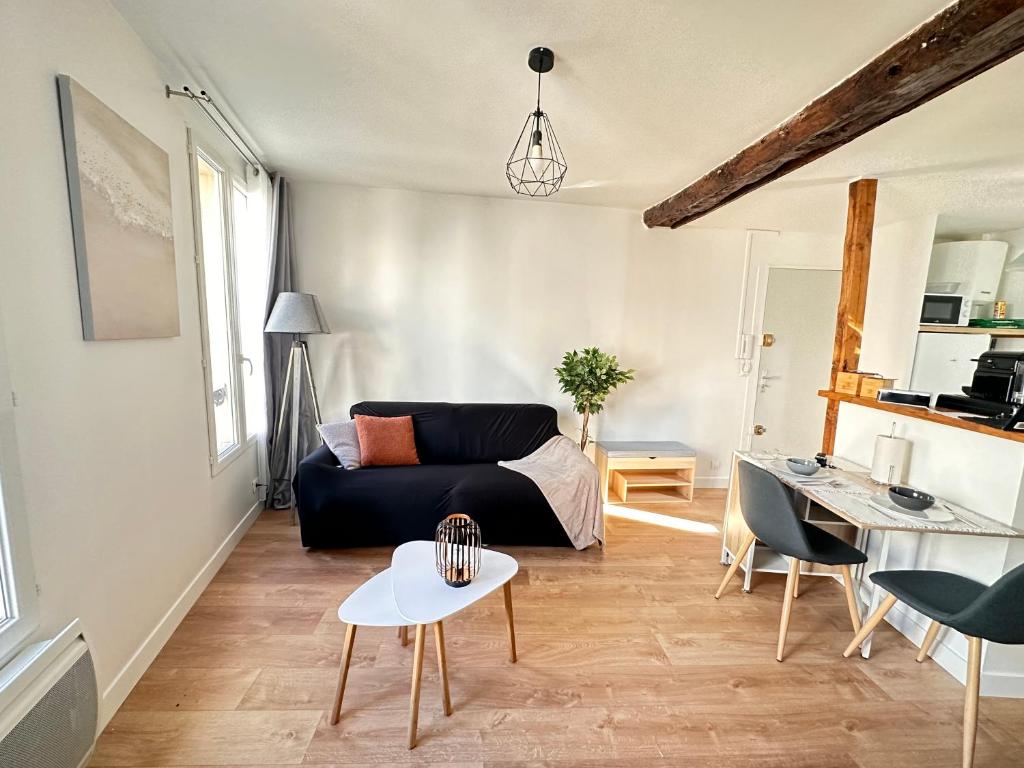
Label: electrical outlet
xmin=710 ymin=458 xmax=722 ymax=471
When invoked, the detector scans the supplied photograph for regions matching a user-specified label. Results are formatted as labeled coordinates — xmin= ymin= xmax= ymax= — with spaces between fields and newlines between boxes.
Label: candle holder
xmin=435 ymin=514 xmax=482 ymax=588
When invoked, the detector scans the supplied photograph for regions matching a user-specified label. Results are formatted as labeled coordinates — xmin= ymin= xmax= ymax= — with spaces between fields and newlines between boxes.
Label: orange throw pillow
xmin=354 ymin=415 xmax=421 ymax=466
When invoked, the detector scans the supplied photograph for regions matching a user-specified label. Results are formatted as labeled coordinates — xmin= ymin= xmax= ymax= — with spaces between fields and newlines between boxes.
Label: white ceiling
xmin=113 ymin=0 xmax=955 ymax=211
xmin=697 ymin=50 xmax=1024 ymax=233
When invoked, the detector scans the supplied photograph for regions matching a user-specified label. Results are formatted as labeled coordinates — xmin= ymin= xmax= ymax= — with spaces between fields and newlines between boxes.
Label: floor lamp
xmin=265 ymin=292 xmax=331 ymax=516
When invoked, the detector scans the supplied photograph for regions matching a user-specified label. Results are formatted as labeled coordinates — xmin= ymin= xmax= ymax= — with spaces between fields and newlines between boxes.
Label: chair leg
xmin=793 ymin=567 xmax=801 ymax=599
xmin=840 ymin=565 xmax=862 ymax=632
xmin=715 ymin=531 xmax=756 ymax=599
xmin=329 ymin=623 xmax=357 ymax=725
xmin=407 ymin=624 xmax=426 ymax=749
xmin=917 ymin=620 xmax=941 ymax=663
xmin=776 ymin=558 xmax=800 ymax=662
xmin=963 ymin=636 xmax=982 ymax=768
xmin=843 ymin=594 xmax=897 ymax=657
xmin=503 ymin=580 xmax=518 ymax=663
xmin=434 ymin=620 xmax=452 ymax=716
xmin=399 ymin=625 xmax=409 ymax=646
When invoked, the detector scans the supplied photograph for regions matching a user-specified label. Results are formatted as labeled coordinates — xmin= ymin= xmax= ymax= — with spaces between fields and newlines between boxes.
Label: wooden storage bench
xmin=596 ymin=441 xmax=697 ymax=504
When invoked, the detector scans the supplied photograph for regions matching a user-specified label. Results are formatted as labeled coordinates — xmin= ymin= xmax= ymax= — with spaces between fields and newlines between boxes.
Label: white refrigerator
xmin=909 ymin=332 xmax=992 ymax=396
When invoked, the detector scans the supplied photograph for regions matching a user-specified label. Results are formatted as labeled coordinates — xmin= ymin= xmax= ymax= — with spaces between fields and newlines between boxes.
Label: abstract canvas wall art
xmin=57 ymin=75 xmax=180 ymax=340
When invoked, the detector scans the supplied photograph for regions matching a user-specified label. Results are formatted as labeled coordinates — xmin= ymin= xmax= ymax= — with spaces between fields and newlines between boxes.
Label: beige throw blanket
xmin=499 ymin=435 xmax=604 ymax=550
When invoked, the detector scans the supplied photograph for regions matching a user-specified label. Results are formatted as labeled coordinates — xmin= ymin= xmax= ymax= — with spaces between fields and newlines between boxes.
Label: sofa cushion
xmin=317 ymin=419 xmax=361 ymax=469
xmin=350 ymin=402 xmax=559 ymax=463
xmin=355 ymin=415 xmax=420 ymax=466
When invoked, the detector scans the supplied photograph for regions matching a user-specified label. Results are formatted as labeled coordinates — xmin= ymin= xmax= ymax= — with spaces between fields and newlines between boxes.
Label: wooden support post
xmin=823 ymin=178 xmax=877 ymax=453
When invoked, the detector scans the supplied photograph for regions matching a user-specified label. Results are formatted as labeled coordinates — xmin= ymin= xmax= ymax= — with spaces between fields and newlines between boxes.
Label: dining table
xmin=722 ymin=450 xmax=1024 ymax=657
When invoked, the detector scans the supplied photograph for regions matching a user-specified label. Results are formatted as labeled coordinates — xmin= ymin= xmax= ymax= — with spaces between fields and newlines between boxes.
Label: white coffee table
xmin=330 ymin=541 xmax=519 ymax=749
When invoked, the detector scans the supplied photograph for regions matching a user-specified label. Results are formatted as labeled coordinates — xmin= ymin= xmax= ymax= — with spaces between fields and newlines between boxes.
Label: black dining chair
xmin=716 ymin=461 xmax=867 ymax=661
xmin=843 ymin=562 xmax=1024 ymax=768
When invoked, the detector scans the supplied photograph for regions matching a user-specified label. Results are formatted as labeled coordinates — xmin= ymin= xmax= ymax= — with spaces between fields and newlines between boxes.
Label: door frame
xmin=737 ymin=264 xmax=841 ymax=452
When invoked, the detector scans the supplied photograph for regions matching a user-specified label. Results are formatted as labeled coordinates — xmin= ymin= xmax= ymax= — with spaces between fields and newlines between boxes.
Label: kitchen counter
xmin=818 ymin=389 xmax=1024 ymax=444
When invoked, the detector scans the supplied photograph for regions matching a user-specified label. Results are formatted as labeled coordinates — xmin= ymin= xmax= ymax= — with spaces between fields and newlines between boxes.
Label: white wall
xmin=859 ymin=214 xmax=937 ymax=385
xmin=291 ymin=181 xmax=773 ymax=485
xmin=0 ymin=0 xmax=261 ymax=725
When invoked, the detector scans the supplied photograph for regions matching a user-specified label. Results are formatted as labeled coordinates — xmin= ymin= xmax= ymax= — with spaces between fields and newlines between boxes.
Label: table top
xmin=598 ymin=440 xmax=696 ymax=457
xmin=391 ymin=541 xmax=519 ymax=624
xmin=338 ymin=569 xmax=413 ymax=627
xmin=735 ymin=451 xmax=1024 ymax=539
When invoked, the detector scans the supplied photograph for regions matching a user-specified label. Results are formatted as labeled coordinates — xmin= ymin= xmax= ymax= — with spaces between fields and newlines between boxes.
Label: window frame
xmin=0 ymin=315 xmax=38 ymax=669
xmin=188 ymin=135 xmax=255 ymax=474
xmin=229 ymin=179 xmax=263 ymax=444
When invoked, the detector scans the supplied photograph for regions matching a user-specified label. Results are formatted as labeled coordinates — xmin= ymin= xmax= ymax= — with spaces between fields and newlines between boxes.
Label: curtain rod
xmin=166 ymin=85 xmax=269 ymax=177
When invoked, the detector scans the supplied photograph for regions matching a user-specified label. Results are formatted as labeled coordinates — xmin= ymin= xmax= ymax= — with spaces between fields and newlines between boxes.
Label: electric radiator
xmin=0 ymin=621 xmax=97 ymax=768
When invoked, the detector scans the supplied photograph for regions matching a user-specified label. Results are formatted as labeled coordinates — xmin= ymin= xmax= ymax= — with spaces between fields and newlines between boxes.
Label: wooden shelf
xmin=817 ymin=390 xmax=1024 ymax=444
xmin=608 ymin=487 xmax=692 ymax=504
xmin=918 ymin=325 xmax=1024 ymax=337
xmin=614 ymin=471 xmax=692 ymax=488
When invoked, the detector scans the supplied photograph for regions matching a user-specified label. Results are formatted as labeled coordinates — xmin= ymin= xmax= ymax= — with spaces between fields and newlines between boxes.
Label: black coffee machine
xmin=935 ymin=351 xmax=1024 ymax=430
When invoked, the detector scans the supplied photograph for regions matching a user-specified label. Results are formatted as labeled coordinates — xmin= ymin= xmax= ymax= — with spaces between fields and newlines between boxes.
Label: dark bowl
xmin=888 ymin=485 xmax=935 ymax=512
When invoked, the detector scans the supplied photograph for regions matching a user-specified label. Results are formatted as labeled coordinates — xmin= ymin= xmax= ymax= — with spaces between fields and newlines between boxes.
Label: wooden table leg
xmin=964 ymin=636 xmax=982 ymax=768
xmin=407 ymin=624 xmax=426 ymax=749
xmin=503 ymin=581 xmax=518 ymax=663
xmin=329 ymin=623 xmax=357 ymax=725
xmin=399 ymin=625 xmax=408 ymax=646
xmin=434 ymin=620 xmax=452 ymax=716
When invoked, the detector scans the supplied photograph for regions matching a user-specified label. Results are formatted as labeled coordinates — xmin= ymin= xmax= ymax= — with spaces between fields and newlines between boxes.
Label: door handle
xmin=753 ymin=424 xmax=767 ymax=436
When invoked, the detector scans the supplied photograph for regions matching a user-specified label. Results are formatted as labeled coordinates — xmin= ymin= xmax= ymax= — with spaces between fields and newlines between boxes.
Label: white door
xmin=751 ymin=268 xmax=841 ymax=456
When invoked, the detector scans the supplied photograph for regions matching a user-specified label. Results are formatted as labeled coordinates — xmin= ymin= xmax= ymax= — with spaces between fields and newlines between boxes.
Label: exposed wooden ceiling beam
xmin=643 ymin=0 xmax=1024 ymax=229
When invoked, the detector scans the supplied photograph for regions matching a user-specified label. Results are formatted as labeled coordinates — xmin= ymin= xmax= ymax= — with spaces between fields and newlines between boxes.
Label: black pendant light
xmin=506 ymin=47 xmax=567 ymax=197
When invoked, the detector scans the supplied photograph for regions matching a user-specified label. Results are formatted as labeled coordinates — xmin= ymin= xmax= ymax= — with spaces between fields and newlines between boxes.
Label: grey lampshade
xmin=264 ymin=292 xmax=331 ymax=334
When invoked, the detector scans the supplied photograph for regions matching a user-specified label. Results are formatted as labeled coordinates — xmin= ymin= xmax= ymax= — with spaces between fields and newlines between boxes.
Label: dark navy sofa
xmin=294 ymin=401 xmax=572 ymax=548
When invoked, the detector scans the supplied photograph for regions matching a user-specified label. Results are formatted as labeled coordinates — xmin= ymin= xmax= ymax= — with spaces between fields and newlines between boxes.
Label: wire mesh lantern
xmin=505 ymin=47 xmax=567 ymax=197
xmin=435 ymin=514 xmax=482 ymax=588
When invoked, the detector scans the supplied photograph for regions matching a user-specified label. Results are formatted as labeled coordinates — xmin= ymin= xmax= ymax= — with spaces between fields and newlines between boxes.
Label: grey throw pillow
xmin=317 ymin=420 xmax=362 ymax=469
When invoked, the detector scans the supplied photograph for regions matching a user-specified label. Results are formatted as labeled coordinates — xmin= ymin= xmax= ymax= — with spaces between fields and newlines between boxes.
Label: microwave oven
xmin=920 ymin=293 xmax=972 ymax=326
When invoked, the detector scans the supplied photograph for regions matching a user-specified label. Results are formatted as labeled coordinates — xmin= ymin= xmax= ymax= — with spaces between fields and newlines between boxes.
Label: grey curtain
xmin=264 ymin=176 xmax=320 ymax=509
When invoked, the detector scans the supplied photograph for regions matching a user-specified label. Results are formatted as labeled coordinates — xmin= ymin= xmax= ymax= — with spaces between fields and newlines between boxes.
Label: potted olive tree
xmin=554 ymin=347 xmax=635 ymax=451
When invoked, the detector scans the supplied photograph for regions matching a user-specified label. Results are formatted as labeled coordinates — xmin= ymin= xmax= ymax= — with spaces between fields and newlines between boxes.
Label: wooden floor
xmin=91 ymin=490 xmax=1024 ymax=767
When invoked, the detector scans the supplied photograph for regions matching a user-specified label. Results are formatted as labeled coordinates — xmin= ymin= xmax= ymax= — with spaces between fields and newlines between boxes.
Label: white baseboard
xmin=695 ymin=475 xmax=728 ymax=489
xmin=98 ymin=500 xmax=262 ymax=727
xmin=981 ymin=669 xmax=1024 ymax=698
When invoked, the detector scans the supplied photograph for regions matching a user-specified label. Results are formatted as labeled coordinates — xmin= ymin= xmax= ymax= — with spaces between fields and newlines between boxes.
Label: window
xmin=0 ymin=324 xmax=37 ymax=667
xmin=189 ymin=139 xmax=268 ymax=472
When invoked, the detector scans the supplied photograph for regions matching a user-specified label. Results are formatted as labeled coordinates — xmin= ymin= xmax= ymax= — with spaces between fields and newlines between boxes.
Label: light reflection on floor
xmin=603 ymin=503 xmax=720 ymax=535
